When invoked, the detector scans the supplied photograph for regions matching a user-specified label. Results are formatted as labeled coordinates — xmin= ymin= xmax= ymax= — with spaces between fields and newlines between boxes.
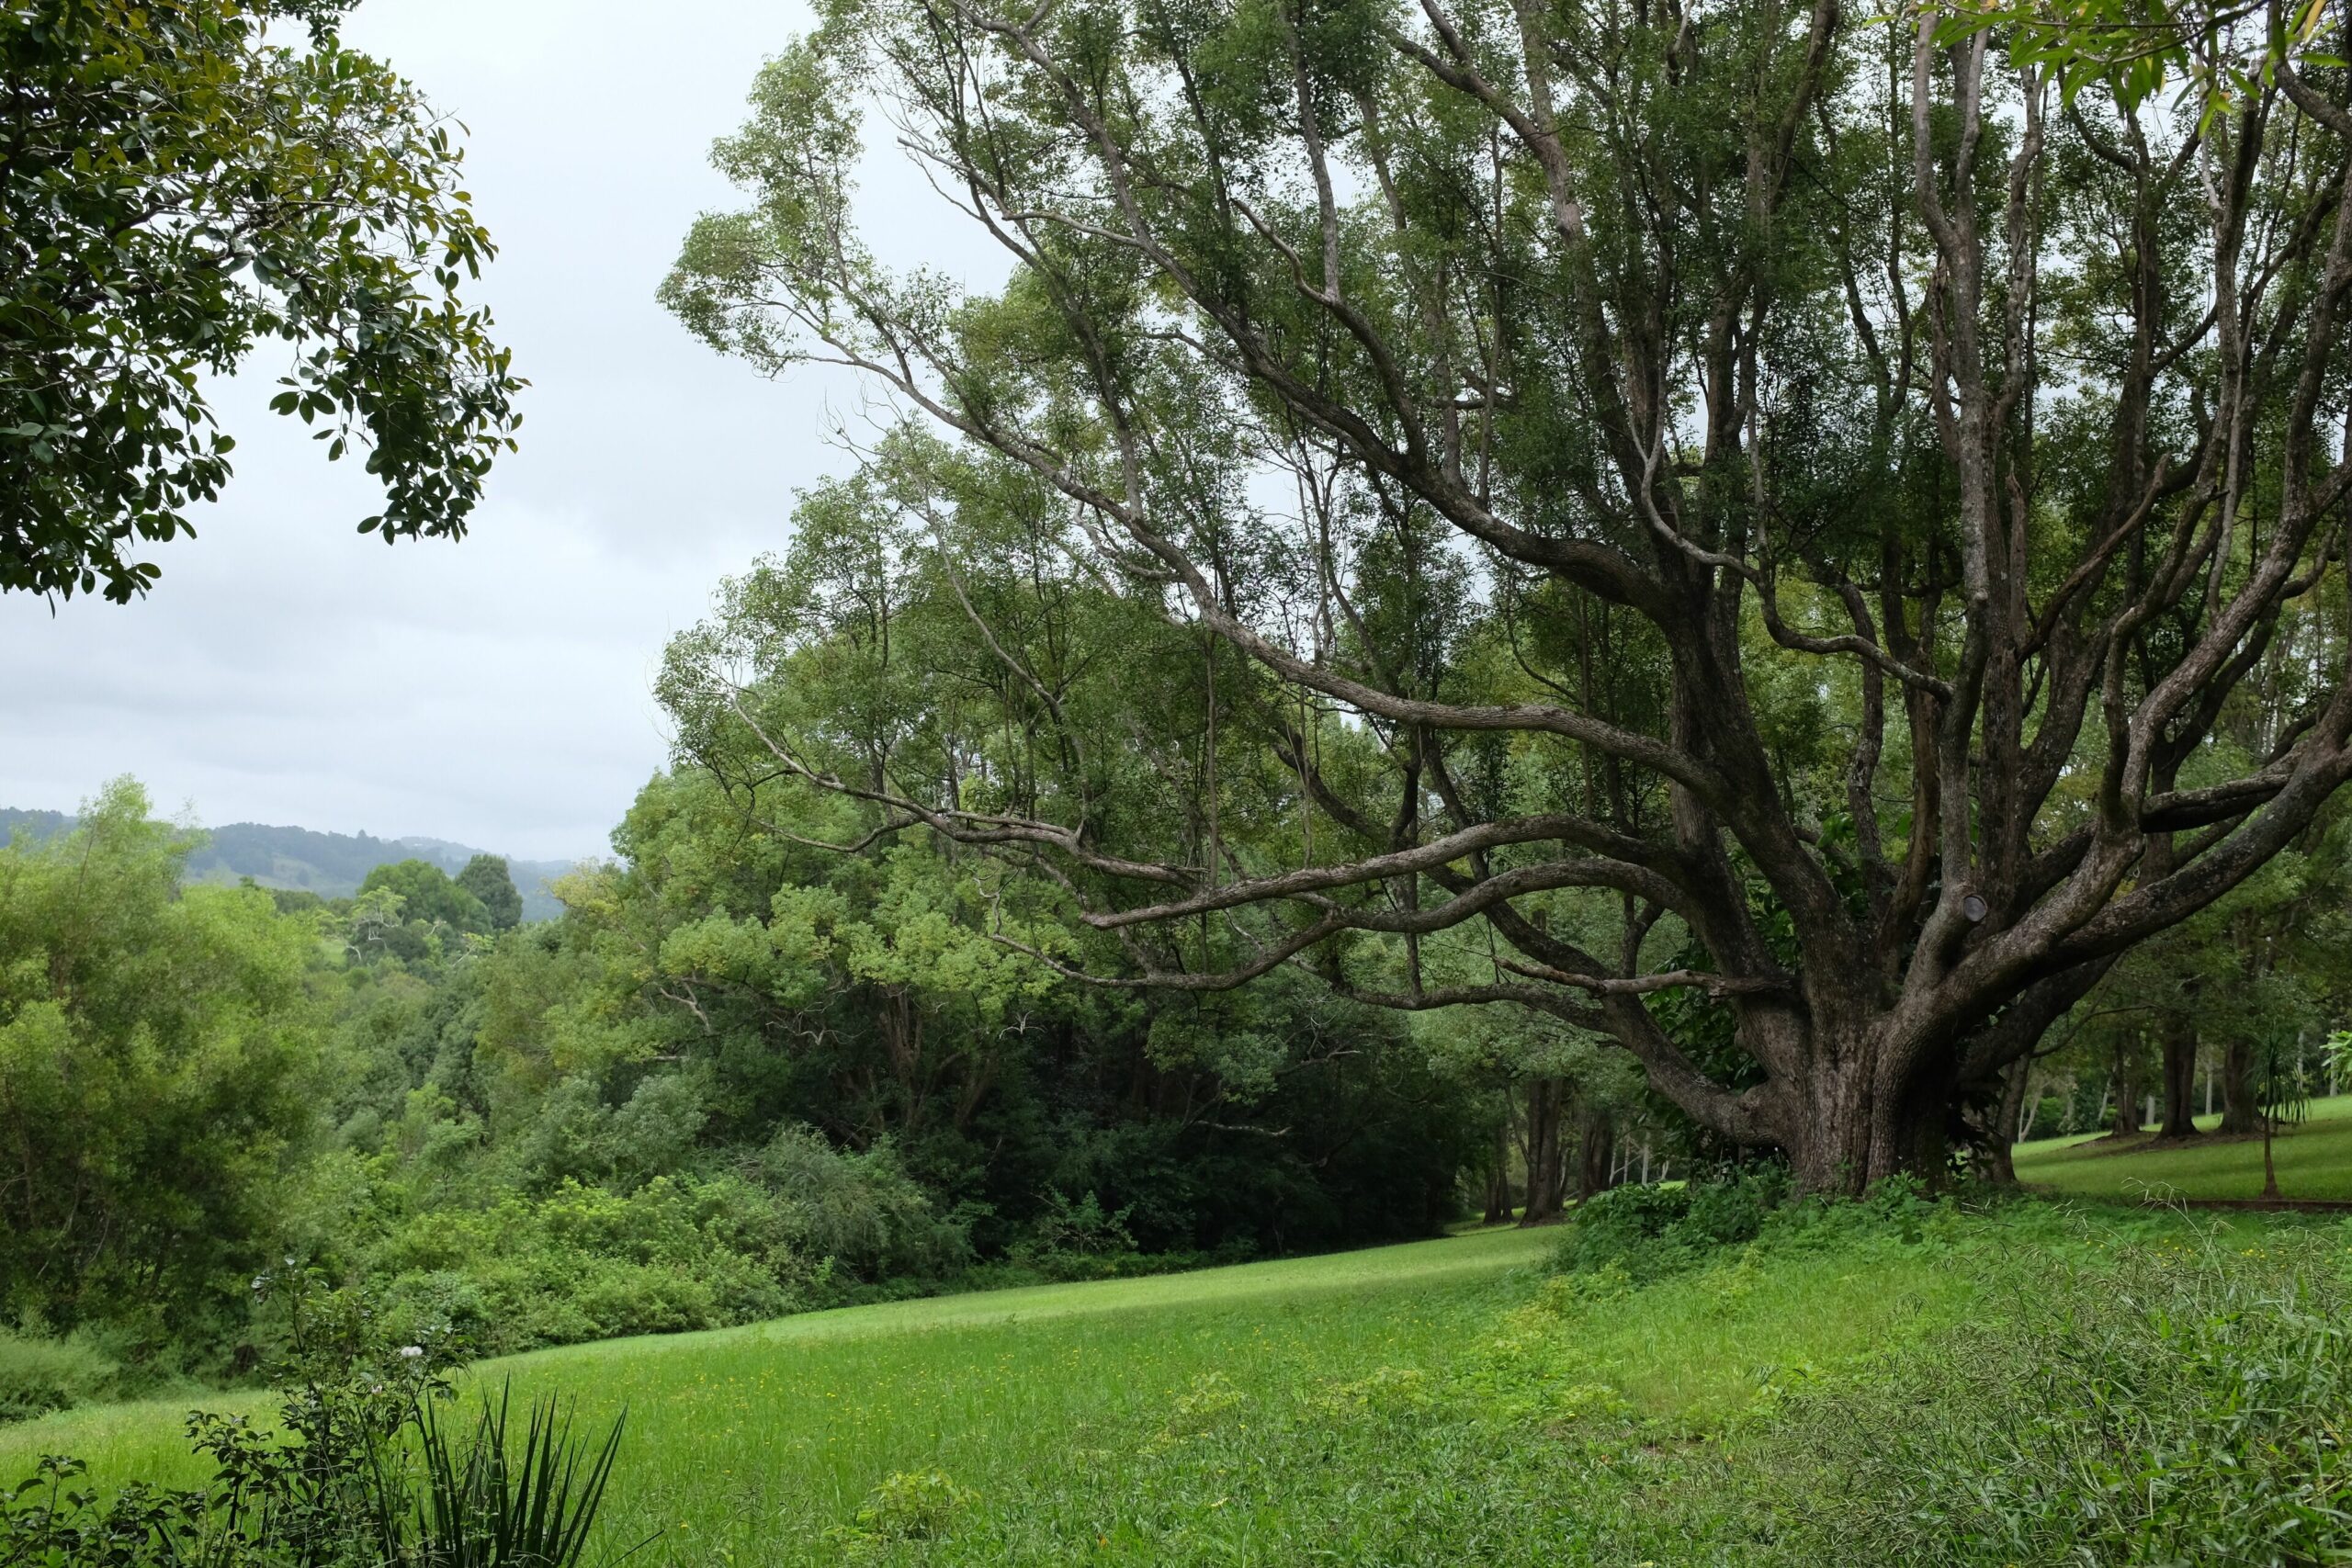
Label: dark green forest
xmin=1 ymin=766 xmax=1490 ymax=1410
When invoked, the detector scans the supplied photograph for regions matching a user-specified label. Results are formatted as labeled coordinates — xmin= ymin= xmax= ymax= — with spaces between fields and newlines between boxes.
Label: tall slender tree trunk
xmin=1519 ymin=1078 xmax=1566 ymax=1225
xmin=2109 ymin=1041 xmax=2143 ymax=1138
xmin=2220 ymin=1037 xmax=2261 ymax=1134
xmin=1576 ymin=1104 xmax=1614 ymax=1201
xmin=1481 ymin=1116 xmax=1512 ymax=1224
xmin=2159 ymin=1011 xmax=2200 ymax=1139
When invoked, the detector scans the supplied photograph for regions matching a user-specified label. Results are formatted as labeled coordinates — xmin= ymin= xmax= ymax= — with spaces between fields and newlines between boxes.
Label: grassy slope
xmin=0 ymin=1222 xmax=1997 ymax=1565
xmin=2014 ymin=1091 xmax=2352 ymax=1201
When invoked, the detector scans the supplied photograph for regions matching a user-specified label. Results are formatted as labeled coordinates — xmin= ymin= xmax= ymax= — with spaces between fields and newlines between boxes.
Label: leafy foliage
xmin=1 ymin=773 xmax=1485 ymax=1399
xmin=0 ymin=779 xmax=322 ymax=1341
xmin=455 ymin=855 xmax=524 ymax=932
xmin=1553 ymin=1172 xmax=1792 ymax=1283
xmin=0 ymin=0 xmax=522 ymax=601
xmin=360 ymin=858 xmax=495 ymax=937
xmin=0 ymin=1329 xmax=130 ymax=1425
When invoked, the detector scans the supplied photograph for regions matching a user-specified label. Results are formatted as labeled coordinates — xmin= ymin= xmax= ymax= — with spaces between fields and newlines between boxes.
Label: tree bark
xmin=2220 ymin=1037 xmax=2261 ymax=1134
xmin=1576 ymin=1103 xmax=1615 ymax=1201
xmin=1519 ymin=1077 xmax=1567 ymax=1224
xmin=2109 ymin=1040 xmax=2143 ymax=1138
xmin=1481 ymin=1115 xmax=1512 ymax=1224
xmin=1772 ymin=1041 xmax=1957 ymax=1193
xmin=2158 ymin=1011 xmax=2200 ymax=1139
xmin=1978 ymin=1056 xmax=2033 ymax=1184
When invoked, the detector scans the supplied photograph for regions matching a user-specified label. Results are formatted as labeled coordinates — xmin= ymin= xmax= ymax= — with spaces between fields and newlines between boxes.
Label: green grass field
xmin=2014 ymin=1091 xmax=2352 ymax=1201
xmin=2 ymin=1219 xmax=2007 ymax=1565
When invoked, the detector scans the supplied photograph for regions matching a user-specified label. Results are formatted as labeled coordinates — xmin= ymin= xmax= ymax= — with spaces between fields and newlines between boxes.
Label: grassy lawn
xmin=2015 ymin=1091 xmax=2352 ymax=1201
xmin=1 ymin=1217 xmax=2012 ymax=1565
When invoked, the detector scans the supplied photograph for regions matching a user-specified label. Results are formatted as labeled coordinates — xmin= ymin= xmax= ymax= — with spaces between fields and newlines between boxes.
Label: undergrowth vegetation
xmin=0 ymin=1329 xmax=147 ymax=1427
xmin=1548 ymin=1182 xmax=2352 ymax=1564
xmin=1760 ymin=1225 xmax=2352 ymax=1563
xmin=2 ymin=1273 xmax=623 ymax=1568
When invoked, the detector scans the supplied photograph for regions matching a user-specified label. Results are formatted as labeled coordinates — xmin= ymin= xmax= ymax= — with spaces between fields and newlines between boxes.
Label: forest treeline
xmin=0 ymin=771 xmax=1487 ymax=1414
xmin=0 ymin=810 xmax=574 ymax=923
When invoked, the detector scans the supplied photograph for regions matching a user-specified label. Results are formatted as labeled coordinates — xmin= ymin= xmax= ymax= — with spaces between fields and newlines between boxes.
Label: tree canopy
xmin=662 ymin=0 xmax=2352 ymax=1190
xmin=0 ymin=0 xmax=520 ymax=602
xmin=0 ymin=779 xmax=321 ymax=1333
xmin=357 ymin=857 xmax=492 ymax=934
xmin=456 ymin=852 xmax=523 ymax=931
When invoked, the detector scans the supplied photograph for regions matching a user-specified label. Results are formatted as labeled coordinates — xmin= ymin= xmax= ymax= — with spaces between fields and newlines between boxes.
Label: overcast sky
xmin=0 ymin=0 xmax=992 ymax=861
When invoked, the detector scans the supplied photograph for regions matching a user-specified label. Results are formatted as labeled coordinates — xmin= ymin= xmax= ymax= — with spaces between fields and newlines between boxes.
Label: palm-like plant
xmin=2255 ymin=1029 xmax=2315 ymax=1201
xmin=393 ymin=1383 xmax=626 ymax=1568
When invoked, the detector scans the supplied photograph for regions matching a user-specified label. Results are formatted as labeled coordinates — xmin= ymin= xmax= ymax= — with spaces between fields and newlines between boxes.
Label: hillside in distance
xmin=0 ymin=808 xmax=580 ymax=922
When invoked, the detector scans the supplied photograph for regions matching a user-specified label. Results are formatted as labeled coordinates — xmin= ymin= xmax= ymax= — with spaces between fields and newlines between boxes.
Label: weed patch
xmin=1750 ymin=1219 xmax=2352 ymax=1563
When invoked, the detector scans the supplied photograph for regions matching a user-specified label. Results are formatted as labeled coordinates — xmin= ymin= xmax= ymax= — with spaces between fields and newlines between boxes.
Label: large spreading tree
xmin=662 ymin=0 xmax=2352 ymax=1190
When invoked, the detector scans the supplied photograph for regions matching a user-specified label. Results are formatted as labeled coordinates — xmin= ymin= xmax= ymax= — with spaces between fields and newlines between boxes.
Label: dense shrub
xmin=743 ymin=1127 xmax=973 ymax=1283
xmin=363 ymin=1175 xmax=820 ymax=1354
xmin=269 ymin=1118 xmax=983 ymax=1359
xmin=1553 ymin=1169 xmax=1790 ymax=1281
xmin=0 ymin=1329 xmax=128 ymax=1424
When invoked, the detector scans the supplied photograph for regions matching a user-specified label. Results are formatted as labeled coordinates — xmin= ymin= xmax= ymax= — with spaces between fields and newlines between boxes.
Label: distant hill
xmin=0 ymin=807 xmax=72 ymax=843
xmin=0 ymin=809 xmax=582 ymax=922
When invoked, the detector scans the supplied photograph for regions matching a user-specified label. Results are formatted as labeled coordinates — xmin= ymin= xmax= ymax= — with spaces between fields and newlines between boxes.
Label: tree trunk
xmin=1778 ymin=1053 xmax=1956 ymax=1195
xmin=2219 ymin=1037 xmax=2260 ymax=1134
xmin=1519 ymin=1078 xmax=1567 ymax=1225
xmin=1481 ymin=1115 xmax=1511 ymax=1224
xmin=1576 ymin=1105 xmax=1614 ymax=1201
xmin=2109 ymin=1043 xmax=2143 ymax=1138
xmin=1480 ymin=1176 xmax=1510 ymax=1226
xmin=2158 ymin=1012 xmax=2199 ymax=1139
xmin=1979 ymin=1056 xmax=2032 ymax=1185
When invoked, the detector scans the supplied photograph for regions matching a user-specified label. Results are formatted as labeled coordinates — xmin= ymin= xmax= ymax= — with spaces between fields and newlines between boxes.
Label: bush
xmin=745 ymin=1126 xmax=973 ymax=1283
xmin=854 ymin=1468 xmax=975 ymax=1540
xmin=1008 ymin=1188 xmax=1138 ymax=1277
xmin=1764 ymin=1224 xmax=2352 ymax=1564
xmin=284 ymin=1124 xmax=986 ymax=1360
xmin=362 ymin=1174 xmax=823 ymax=1355
xmin=0 ymin=1328 xmax=124 ymax=1424
xmin=1554 ymin=1169 xmax=1787 ymax=1282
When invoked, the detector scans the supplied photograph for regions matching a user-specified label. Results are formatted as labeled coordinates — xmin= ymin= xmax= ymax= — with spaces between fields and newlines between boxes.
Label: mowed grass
xmin=0 ymin=1219 xmax=1996 ymax=1565
xmin=2015 ymin=1091 xmax=2352 ymax=1201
